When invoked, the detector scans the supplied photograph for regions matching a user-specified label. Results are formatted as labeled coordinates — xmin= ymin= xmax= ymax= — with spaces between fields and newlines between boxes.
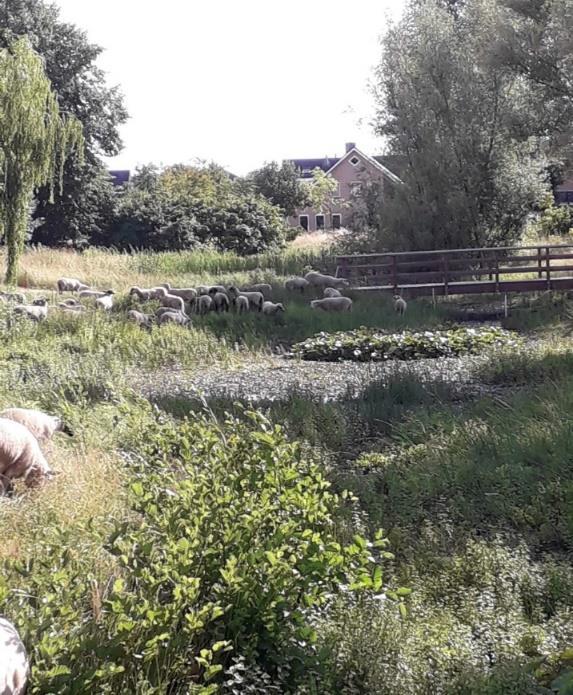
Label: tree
xmin=307 ymin=168 xmax=339 ymax=219
xmin=0 ymin=38 xmax=83 ymax=282
xmin=359 ymin=0 xmax=548 ymax=252
xmin=0 ymin=0 xmax=127 ymax=244
xmin=248 ymin=161 xmax=310 ymax=217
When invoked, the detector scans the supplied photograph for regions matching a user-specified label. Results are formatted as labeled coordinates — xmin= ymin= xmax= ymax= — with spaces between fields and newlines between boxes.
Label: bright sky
xmin=54 ymin=0 xmax=405 ymax=176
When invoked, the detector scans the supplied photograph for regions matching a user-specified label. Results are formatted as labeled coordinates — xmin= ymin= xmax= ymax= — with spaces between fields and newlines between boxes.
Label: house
xmin=286 ymin=143 xmax=401 ymax=232
xmin=109 ymin=170 xmax=131 ymax=187
xmin=555 ymin=176 xmax=573 ymax=205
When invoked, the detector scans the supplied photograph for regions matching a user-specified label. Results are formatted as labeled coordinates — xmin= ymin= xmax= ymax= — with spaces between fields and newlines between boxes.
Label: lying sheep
xmin=79 ymin=289 xmax=110 ymax=299
xmin=324 ymin=288 xmax=342 ymax=298
xmin=59 ymin=298 xmax=80 ymax=307
xmin=57 ymin=277 xmax=89 ymax=293
xmin=196 ymin=295 xmax=213 ymax=315
xmin=305 ymin=271 xmax=349 ymax=290
xmin=0 ymin=408 xmax=73 ymax=442
xmin=234 ymin=295 xmax=249 ymax=314
xmin=95 ymin=290 xmax=115 ymax=311
xmin=394 ymin=295 xmax=407 ymax=316
xmin=285 ymin=277 xmax=309 ymax=293
xmin=0 ymin=418 xmax=54 ymax=493
xmin=310 ymin=297 xmax=353 ymax=312
xmin=58 ymin=303 xmax=86 ymax=314
xmin=209 ymin=288 xmax=230 ymax=312
xmin=13 ymin=299 xmax=48 ymax=322
xmin=159 ymin=311 xmax=191 ymax=326
xmin=244 ymin=283 xmax=272 ymax=299
xmin=161 ymin=284 xmax=197 ymax=302
xmin=127 ymin=310 xmax=152 ymax=327
xmin=228 ymin=286 xmax=264 ymax=312
xmin=0 ymin=616 xmax=29 ymax=695
xmin=262 ymin=301 xmax=285 ymax=316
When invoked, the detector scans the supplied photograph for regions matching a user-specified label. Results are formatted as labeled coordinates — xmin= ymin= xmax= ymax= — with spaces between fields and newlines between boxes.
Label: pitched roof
xmin=287 ymin=147 xmax=402 ymax=184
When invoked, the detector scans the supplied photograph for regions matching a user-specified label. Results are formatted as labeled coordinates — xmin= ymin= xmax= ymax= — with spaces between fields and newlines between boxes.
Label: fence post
xmin=537 ymin=247 xmax=543 ymax=279
xmin=392 ymin=254 xmax=397 ymax=291
xmin=495 ymin=253 xmax=500 ymax=293
xmin=442 ymin=254 xmax=449 ymax=296
xmin=546 ymin=246 xmax=551 ymax=290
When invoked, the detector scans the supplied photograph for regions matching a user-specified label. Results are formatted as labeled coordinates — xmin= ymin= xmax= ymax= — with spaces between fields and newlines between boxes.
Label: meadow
xmin=0 ymin=245 xmax=572 ymax=694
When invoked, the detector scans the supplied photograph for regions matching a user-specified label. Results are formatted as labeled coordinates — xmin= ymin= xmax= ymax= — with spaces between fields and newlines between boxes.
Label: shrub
xmin=293 ymin=326 xmax=520 ymax=362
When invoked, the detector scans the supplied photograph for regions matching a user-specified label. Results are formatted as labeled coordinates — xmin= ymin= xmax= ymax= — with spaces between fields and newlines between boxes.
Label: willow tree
xmin=0 ymin=37 xmax=84 ymax=284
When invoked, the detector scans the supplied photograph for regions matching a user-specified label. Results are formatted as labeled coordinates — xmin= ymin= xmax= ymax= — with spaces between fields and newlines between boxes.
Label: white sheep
xmin=0 ymin=418 xmax=54 ymax=493
xmin=244 ymin=283 xmax=272 ymax=299
xmin=234 ymin=295 xmax=249 ymax=314
xmin=129 ymin=286 xmax=154 ymax=301
xmin=13 ymin=299 xmax=48 ymax=322
xmin=285 ymin=277 xmax=309 ymax=293
xmin=58 ymin=303 xmax=86 ymax=314
xmin=79 ymin=289 xmax=109 ymax=299
xmin=197 ymin=285 xmax=210 ymax=296
xmin=59 ymin=298 xmax=80 ymax=307
xmin=159 ymin=311 xmax=191 ymax=326
xmin=262 ymin=301 xmax=285 ymax=316
xmin=310 ymin=297 xmax=353 ymax=312
xmin=323 ymin=288 xmax=342 ymax=298
xmin=196 ymin=295 xmax=213 ymax=315
xmin=0 ymin=616 xmax=29 ymax=695
xmin=154 ymin=287 xmax=185 ymax=312
xmin=304 ymin=271 xmax=349 ymax=290
xmin=394 ymin=295 xmax=407 ymax=316
xmin=0 ymin=408 xmax=73 ymax=442
xmin=95 ymin=291 xmax=115 ymax=311
xmin=209 ymin=290 xmax=230 ymax=313
xmin=228 ymin=287 xmax=264 ymax=312
xmin=127 ymin=310 xmax=152 ymax=327
xmin=57 ymin=277 xmax=89 ymax=293
xmin=160 ymin=284 xmax=197 ymax=302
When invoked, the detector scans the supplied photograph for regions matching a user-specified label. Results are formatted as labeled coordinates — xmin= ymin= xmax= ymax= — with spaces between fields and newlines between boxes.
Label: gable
xmin=326 ymin=148 xmax=402 ymax=185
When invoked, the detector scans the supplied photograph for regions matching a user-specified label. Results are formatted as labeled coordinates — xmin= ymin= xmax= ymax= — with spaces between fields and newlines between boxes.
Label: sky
xmin=53 ymin=0 xmax=405 ymax=176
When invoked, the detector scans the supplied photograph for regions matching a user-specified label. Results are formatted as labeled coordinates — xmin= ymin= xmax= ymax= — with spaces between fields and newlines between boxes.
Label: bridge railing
xmin=335 ymin=244 xmax=573 ymax=292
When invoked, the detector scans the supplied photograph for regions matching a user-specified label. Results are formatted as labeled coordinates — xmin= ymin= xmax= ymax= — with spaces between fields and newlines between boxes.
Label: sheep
xmin=196 ymin=295 xmax=213 ymax=315
xmin=159 ymin=311 xmax=191 ymax=326
xmin=59 ymin=298 xmax=80 ymax=307
xmin=304 ymin=271 xmax=349 ymax=290
xmin=0 ymin=291 xmax=26 ymax=304
xmin=79 ymin=289 xmax=110 ymax=299
xmin=244 ymin=283 xmax=272 ymax=299
xmin=0 ymin=408 xmax=73 ymax=442
xmin=57 ymin=277 xmax=89 ymax=293
xmin=58 ymin=303 xmax=86 ymax=314
xmin=0 ymin=418 xmax=55 ymax=493
xmin=234 ymin=295 xmax=250 ymax=314
xmin=323 ymin=288 xmax=342 ymax=298
xmin=262 ymin=301 xmax=285 ymax=316
xmin=228 ymin=286 xmax=264 ymax=312
xmin=197 ymin=285 xmax=210 ymax=296
xmin=394 ymin=295 xmax=407 ymax=316
xmin=0 ymin=616 xmax=29 ymax=695
xmin=13 ymin=299 xmax=48 ymax=322
xmin=285 ymin=277 xmax=309 ymax=293
xmin=127 ymin=310 xmax=152 ymax=327
xmin=310 ymin=297 xmax=353 ymax=312
xmin=95 ymin=290 xmax=115 ymax=311
xmin=129 ymin=286 xmax=155 ymax=301
xmin=209 ymin=288 xmax=230 ymax=313
xmin=160 ymin=284 xmax=198 ymax=303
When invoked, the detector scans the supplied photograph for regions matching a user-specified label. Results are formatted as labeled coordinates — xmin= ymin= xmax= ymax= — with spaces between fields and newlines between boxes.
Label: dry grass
xmin=289 ymin=229 xmax=347 ymax=250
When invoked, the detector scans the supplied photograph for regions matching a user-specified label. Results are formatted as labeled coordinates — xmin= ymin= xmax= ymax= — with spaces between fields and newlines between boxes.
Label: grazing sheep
xmin=244 ymin=283 xmax=272 ymax=299
xmin=196 ymin=295 xmax=213 ymax=315
xmin=285 ymin=277 xmax=309 ymax=293
xmin=197 ymin=285 xmax=210 ymax=296
xmin=228 ymin=287 xmax=264 ymax=312
xmin=304 ymin=271 xmax=349 ymax=290
xmin=209 ymin=289 xmax=230 ymax=313
xmin=323 ymin=288 xmax=342 ymax=298
xmin=13 ymin=299 xmax=48 ymax=322
xmin=310 ymin=297 xmax=353 ymax=313
xmin=156 ymin=289 xmax=185 ymax=312
xmin=79 ymin=289 xmax=110 ymax=299
xmin=394 ymin=295 xmax=407 ymax=316
xmin=262 ymin=301 xmax=285 ymax=316
xmin=0 ymin=617 xmax=29 ymax=695
xmin=127 ymin=310 xmax=152 ymax=327
xmin=57 ymin=277 xmax=89 ymax=293
xmin=160 ymin=284 xmax=198 ymax=303
xmin=129 ymin=286 xmax=155 ymax=301
xmin=0 ymin=418 xmax=54 ymax=493
xmin=95 ymin=290 xmax=115 ymax=311
xmin=234 ymin=295 xmax=250 ymax=314
xmin=0 ymin=408 xmax=73 ymax=442
xmin=159 ymin=311 xmax=191 ymax=326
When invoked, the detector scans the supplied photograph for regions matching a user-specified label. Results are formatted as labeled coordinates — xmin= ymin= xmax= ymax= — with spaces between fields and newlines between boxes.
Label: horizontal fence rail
xmin=335 ymin=244 xmax=573 ymax=297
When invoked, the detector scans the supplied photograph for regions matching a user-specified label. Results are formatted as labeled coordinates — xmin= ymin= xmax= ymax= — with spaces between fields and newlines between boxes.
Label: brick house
xmin=286 ymin=143 xmax=402 ymax=232
xmin=555 ymin=176 xmax=573 ymax=205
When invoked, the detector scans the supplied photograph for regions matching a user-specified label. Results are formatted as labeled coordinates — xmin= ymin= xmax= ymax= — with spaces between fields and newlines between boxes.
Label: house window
xmin=349 ymin=156 xmax=360 ymax=166
xmin=350 ymin=181 xmax=362 ymax=196
xmin=332 ymin=182 xmax=341 ymax=198
xmin=315 ymin=214 xmax=325 ymax=230
xmin=332 ymin=214 xmax=342 ymax=230
xmin=299 ymin=215 xmax=309 ymax=231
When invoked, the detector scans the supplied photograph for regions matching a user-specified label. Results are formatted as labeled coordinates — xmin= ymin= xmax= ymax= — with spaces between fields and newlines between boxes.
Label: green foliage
xmin=293 ymin=325 xmax=519 ymax=362
xmin=306 ymin=168 xmax=339 ymax=216
xmin=247 ymin=161 xmax=310 ymax=217
xmin=1 ymin=408 xmax=391 ymax=693
xmin=537 ymin=194 xmax=573 ymax=237
xmin=0 ymin=37 xmax=84 ymax=282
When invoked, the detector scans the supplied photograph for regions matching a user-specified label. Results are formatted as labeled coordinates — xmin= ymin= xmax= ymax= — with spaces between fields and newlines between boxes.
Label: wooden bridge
xmin=335 ymin=244 xmax=573 ymax=297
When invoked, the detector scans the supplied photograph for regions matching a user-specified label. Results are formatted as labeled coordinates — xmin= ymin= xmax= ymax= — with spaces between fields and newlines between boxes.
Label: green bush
xmin=1 ymin=408 xmax=393 ymax=693
xmin=293 ymin=326 xmax=520 ymax=362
